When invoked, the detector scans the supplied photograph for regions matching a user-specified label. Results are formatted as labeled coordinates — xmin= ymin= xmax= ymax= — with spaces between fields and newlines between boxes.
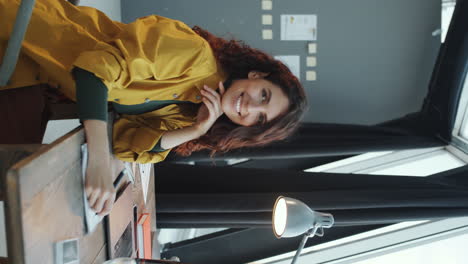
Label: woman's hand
xmin=195 ymin=82 xmax=225 ymax=135
xmin=85 ymin=156 xmax=116 ymax=217
xmin=159 ymin=82 xmax=225 ymax=150
xmin=82 ymin=120 xmax=116 ymax=217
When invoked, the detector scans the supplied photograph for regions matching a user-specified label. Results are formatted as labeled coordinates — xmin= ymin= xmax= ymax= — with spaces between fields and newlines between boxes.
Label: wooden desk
xmin=0 ymin=127 xmax=156 ymax=264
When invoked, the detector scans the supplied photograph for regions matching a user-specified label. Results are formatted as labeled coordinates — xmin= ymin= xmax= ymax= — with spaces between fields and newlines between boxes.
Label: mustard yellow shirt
xmin=0 ymin=0 xmax=226 ymax=163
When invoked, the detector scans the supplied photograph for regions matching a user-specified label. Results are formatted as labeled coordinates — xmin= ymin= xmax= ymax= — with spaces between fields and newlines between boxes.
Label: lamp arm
xmin=290 ymin=228 xmax=315 ymax=264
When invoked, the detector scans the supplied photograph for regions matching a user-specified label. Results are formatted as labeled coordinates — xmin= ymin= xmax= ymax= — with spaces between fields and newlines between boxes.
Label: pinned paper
xmin=262 ymin=0 xmax=272 ymax=10
xmin=262 ymin=14 xmax=273 ymax=25
xmin=306 ymin=71 xmax=316 ymax=81
xmin=306 ymin=56 xmax=317 ymax=67
xmin=308 ymin=43 xmax=317 ymax=54
xmin=262 ymin=29 xmax=273 ymax=40
xmin=281 ymin=15 xmax=317 ymax=41
xmin=275 ymin=55 xmax=301 ymax=80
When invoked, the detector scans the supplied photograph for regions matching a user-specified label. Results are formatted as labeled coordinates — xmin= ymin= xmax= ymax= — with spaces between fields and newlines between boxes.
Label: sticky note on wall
xmin=262 ymin=29 xmax=273 ymax=40
xmin=262 ymin=0 xmax=272 ymax=10
xmin=308 ymin=43 xmax=317 ymax=54
xmin=306 ymin=71 xmax=316 ymax=81
xmin=306 ymin=56 xmax=317 ymax=67
xmin=262 ymin=15 xmax=273 ymax=25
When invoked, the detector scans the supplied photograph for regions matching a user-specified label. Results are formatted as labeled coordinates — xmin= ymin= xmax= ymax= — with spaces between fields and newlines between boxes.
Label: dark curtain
xmin=420 ymin=0 xmax=468 ymax=141
xmin=161 ymin=226 xmax=386 ymax=264
xmin=155 ymin=163 xmax=468 ymax=228
xmin=167 ymin=113 xmax=443 ymax=162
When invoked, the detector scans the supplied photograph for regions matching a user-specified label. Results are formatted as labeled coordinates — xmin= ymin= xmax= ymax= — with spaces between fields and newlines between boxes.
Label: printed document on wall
xmin=274 ymin=55 xmax=300 ymax=80
xmin=281 ymin=15 xmax=317 ymax=41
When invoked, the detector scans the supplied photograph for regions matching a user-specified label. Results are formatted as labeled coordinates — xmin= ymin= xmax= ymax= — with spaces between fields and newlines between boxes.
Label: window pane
xmin=369 ymin=151 xmax=465 ymax=176
xmin=352 ymin=233 xmax=468 ymax=264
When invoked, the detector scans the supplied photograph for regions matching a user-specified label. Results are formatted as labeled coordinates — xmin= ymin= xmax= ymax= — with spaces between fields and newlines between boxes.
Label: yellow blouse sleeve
xmin=112 ymin=117 xmax=171 ymax=164
xmin=73 ymin=15 xmax=209 ymax=91
xmin=112 ymin=104 xmax=197 ymax=164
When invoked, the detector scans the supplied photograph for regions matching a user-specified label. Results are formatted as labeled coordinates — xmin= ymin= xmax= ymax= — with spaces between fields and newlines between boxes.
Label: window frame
xmin=255 ymin=144 xmax=468 ymax=264
xmin=254 ymin=217 xmax=468 ymax=264
xmin=450 ymin=54 xmax=468 ymax=153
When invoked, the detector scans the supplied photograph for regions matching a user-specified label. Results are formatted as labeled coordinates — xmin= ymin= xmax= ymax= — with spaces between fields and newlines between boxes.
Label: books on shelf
xmin=136 ymin=213 xmax=152 ymax=259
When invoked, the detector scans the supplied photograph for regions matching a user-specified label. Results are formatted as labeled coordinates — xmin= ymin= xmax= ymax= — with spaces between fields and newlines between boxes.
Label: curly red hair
xmin=174 ymin=26 xmax=308 ymax=156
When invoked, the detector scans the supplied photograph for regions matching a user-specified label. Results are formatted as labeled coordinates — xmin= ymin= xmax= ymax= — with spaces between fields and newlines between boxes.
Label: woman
xmin=0 ymin=0 xmax=307 ymax=215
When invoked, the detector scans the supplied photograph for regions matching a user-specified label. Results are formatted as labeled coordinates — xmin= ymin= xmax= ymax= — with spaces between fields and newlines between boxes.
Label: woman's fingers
xmin=218 ymin=81 xmax=225 ymax=95
xmin=201 ymin=91 xmax=220 ymax=115
xmin=197 ymin=84 xmax=226 ymax=134
xmin=92 ymin=191 xmax=110 ymax=213
xmin=87 ymin=188 xmax=100 ymax=208
xmin=202 ymin=85 xmax=221 ymax=102
xmin=86 ymin=185 xmax=115 ymax=215
xmin=98 ymin=194 xmax=116 ymax=217
xmin=202 ymin=86 xmax=222 ymax=116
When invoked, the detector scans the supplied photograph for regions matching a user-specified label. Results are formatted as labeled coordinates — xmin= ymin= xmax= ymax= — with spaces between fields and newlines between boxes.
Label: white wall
xmin=79 ymin=0 xmax=122 ymax=22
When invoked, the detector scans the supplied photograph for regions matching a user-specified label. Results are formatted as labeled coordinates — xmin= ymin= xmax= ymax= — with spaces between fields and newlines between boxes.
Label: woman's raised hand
xmin=195 ymin=81 xmax=225 ymax=135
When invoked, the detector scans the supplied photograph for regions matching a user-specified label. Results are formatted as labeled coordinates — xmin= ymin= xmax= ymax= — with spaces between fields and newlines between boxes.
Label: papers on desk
xmin=138 ymin=163 xmax=152 ymax=204
xmin=81 ymin=144 xmax=104 ymax=234
xmin=124 ymin=162 xmax=135 ymax=184
xmin=55 ymin=238 xmax=79 ymax=264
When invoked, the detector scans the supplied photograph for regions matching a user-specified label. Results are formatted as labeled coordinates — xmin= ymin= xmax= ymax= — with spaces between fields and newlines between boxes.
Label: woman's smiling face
xmin=221 ymin=71 xmax=290 ymax=127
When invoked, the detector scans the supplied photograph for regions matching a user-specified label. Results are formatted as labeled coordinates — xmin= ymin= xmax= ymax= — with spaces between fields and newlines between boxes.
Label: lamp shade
xmin=272 ymin=196 xmax=334 ymax=238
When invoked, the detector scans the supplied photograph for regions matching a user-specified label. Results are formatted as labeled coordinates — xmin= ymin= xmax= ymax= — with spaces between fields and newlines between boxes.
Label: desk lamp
xmin=272 ymin=196 xmax=334 ymax=264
